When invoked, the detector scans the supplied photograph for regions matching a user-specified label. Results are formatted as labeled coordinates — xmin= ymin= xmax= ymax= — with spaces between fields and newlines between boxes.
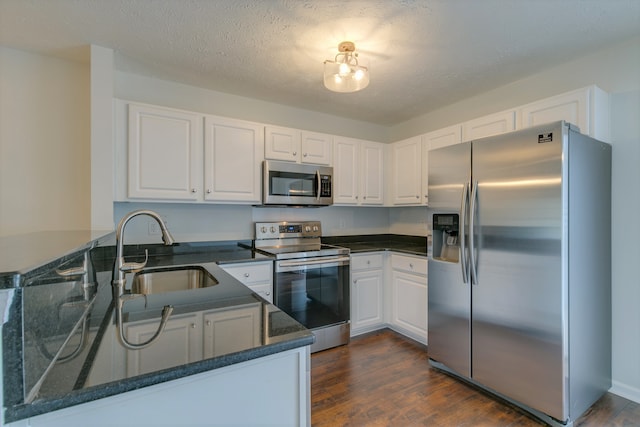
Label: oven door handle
xmin=278 ymin=256 xmax=350 ymax=268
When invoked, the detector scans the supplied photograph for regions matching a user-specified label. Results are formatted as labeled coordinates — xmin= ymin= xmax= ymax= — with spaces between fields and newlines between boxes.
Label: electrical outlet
xmin=149 ymin=216 xmax=170 ymax=235
xmin=148 ymin=220 xmax=160 ymax=235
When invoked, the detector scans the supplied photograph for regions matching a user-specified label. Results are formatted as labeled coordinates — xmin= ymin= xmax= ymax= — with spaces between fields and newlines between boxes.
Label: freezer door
xmin=427 ymin=142 xmax=471 ymax=377
xmin=470 ymin=124 xmax=567 ymax=420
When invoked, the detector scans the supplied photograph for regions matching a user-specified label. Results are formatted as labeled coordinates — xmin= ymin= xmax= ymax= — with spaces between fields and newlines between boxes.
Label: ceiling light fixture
xmin=323 ymin=41 xmax=370 ymax=93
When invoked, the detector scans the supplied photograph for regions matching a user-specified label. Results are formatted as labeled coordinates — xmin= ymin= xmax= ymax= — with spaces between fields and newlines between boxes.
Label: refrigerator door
xmin=470 ymin=123 xmax=567 ymax=420
xmin=428 ymin=142 xmax=472 ymax=377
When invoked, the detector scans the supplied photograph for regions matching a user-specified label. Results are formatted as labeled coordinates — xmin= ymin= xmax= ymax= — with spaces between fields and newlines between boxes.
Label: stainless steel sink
xmin=131 ymin=266 xmax=219 ymax=295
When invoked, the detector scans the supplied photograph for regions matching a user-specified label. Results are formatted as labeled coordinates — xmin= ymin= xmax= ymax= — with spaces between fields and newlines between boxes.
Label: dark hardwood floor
xmin=311 ymin=329 xmax=640 ymax=426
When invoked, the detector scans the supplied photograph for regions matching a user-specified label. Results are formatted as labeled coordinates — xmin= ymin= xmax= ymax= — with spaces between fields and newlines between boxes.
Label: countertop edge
xmin=6 ymin=334 xmax=313 ymax=422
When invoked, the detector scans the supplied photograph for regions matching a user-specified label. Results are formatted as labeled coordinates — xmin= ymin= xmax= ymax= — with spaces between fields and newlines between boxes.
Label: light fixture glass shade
xmin=323 ymin=42 xmax=369 ymax=93
xmin=323 ymin=60 xmax=370 ymax=92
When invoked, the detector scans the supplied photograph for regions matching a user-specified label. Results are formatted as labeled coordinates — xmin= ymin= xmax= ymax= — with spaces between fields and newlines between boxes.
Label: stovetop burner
xmin=253 ymin=221 xmax=349 ymax=260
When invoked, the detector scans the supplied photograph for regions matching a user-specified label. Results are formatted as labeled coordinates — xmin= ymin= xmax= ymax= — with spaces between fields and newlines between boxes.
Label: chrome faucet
xmin=112 ymin=210 xmax=175 ymax=350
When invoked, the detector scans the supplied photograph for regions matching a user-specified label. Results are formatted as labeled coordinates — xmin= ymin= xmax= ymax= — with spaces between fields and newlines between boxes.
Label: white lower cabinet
xmin=125 ymin=313 xmax=202 ymax=377
xmin=350 ymin=253 xmax=384 ymax=335
xmin=203 ymin=304 xmax=262 ymax=358
xmin=389 ymin=254 xmax=428 ymax=344
xmin=349 ymin=251 xmax=428 ymax=344
xmin=218 ymin=261 xmax=273 ymax=303
xmin=23 ymin=347 xmax=310 ymax=427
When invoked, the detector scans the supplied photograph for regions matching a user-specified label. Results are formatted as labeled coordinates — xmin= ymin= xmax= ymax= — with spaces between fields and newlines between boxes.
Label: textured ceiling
xmin=1 ymin=0 xmax=639 ymax=125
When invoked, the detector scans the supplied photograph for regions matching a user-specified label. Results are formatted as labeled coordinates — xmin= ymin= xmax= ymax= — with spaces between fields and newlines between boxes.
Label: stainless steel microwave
xmin=262 ymin=160 xmax=333 ymax=207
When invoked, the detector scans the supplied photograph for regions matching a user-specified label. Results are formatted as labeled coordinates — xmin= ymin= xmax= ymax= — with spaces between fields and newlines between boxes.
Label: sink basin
xmin=131 ymin=266 xmax=219 ymax=295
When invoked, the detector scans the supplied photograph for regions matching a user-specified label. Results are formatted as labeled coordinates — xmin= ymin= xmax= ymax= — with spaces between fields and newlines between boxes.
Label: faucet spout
xmin=111 ymin=210 xmax=175 ymax=349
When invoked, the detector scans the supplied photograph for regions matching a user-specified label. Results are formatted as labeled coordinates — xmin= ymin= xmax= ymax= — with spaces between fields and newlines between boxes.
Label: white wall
xmin=0 ymin=47 xmax=91 ymax=236
xmin=114 ymin=71 xmax=388 ymax=142
xmin=391 ymin=35 xmax=640 ymax=403
xmin=113 ymin=202 xmax=395 ymax=243
xmin=390 ymin=35 xmax=640 ymax=140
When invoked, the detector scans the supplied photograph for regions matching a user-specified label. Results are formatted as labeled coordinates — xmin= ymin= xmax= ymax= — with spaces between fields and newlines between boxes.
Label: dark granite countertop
xmin=2 ymin=237 xmax=313 ymax=423
xmin=323 ymin=234 xmax=429 ymax=256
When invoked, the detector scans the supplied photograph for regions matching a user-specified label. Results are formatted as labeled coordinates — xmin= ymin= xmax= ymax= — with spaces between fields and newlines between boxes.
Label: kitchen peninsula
xmin=0 ymin=231 xmax=313 ymax=426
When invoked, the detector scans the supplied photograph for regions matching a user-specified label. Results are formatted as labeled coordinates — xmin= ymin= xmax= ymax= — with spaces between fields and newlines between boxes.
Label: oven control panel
xmin=255 ymin=221 xmax=322 ymax=240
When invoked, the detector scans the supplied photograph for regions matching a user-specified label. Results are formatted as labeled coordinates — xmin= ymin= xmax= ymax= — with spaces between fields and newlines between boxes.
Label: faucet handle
xmin=121 ymin=249 xmax=149 ymax=273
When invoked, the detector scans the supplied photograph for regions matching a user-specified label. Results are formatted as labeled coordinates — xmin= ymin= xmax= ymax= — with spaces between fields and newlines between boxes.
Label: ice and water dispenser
xmin=432 ymin=214 xmax=460 ymax=263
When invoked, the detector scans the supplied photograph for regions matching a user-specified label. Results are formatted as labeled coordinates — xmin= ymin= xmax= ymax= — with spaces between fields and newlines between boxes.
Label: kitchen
xmin=1 ymin=1 xmax=639 ymax=426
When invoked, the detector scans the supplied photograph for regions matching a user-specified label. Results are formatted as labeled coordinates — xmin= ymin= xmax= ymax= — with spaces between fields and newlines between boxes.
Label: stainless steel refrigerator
xmin=427 ymin=121 xmax=611 ymax=426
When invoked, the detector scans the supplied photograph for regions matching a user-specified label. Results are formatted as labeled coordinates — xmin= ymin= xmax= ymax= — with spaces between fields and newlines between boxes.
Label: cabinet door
xmin=360 ymin=141 xmax=384 ymax=205
xmin=462 ymin=110 xmax=515 ymax=142
xmin=391 ymin=270 xmax=428 ymax=343
xmin=218 ymin=262 xmax=273 ymax=303
xmin=352 ymin=270 xmax=384 ymax=332
xmin=203 ymin=305 xmax=262 ymax=358
xmin=518 ymin=86 xmax=611 ymax=141
xmin=204 ymin=116 xmax=264 ymax=203
xmin=392 ymin=136 xmax=422 ymax=205
xmin=128 ymin=104 xmax=202 ymax=200
xmin=301 ymin=131 xmax=333 ymax=165
xmin=265 ymin=125 xmax=301 ymax=162
xmin=333 ymin=137 xmax=360 ymax=205
xmin=125 ymin=313 xmax=202 ymax=376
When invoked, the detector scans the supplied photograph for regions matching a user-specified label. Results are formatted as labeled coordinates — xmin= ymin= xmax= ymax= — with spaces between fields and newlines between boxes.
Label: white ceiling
xmin=1 ymin=0 xmax=639 ymax=126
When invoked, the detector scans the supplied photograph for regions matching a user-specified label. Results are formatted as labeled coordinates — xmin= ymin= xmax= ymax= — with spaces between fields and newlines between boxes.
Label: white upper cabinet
xmin=391 ymin=136 xmax=423 ymax=205
xmin=333 ymin=137 xmax=384 ymax=205
xmin=301 ymin=131 xmax=333 ymax=165
xmin=126 ymin=102 xmax=264 ymax=204
xmin=128 ymin=103 xmax=203 ymax=200
xmin=462 ymin=109 xmax=516 ymax=142
xmin=518 ymin=85 xmax=609 ymax=141
xmin=204 ymin=115 xmax=264 ymax=204
xmin=264 ymin=125 xmax=300 ymax=162
xmin=333 ymin=137 xmax=359 ymax=204
xmin=265 ymin=125 xmax=332 ymax=165
xmin=360 ymin=141 xmax=384 ymax=205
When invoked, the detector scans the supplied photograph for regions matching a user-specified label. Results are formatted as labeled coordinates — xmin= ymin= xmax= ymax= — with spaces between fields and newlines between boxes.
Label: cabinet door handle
xmin=191 ymin=188 xmax=197 ymax=193
xmin=293 ymin=151 xmax=297 ymax=156
xmin=303 ymin=153 xmax=308 ymax=157
xmin=207 ymin=189 xmax=212 ymax=194
xmin=244 ymin=273 xmax=250 ymax=278
xmin=409 ymin=263 xmax=414 ymax=269
xmin=206 ymin=320 xmax=211 ymax=326
xmin=191 ymin=323 xmax=197 ymax=329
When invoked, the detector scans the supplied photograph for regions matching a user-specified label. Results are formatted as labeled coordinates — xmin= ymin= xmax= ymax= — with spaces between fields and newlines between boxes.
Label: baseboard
xmin=610 ymin=380 xmax=640 ymax=404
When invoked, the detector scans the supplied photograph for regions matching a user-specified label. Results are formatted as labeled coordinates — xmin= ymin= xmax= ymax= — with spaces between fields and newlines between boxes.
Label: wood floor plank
xmin=310 ymin=329 xmax=639 ymax=427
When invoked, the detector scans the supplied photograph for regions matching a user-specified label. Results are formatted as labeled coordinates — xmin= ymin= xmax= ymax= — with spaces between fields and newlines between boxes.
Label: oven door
xmin=274 ymin=256 xmax=350 ymax=329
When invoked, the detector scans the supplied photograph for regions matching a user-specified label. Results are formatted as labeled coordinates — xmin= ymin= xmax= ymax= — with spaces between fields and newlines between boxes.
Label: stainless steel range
xmin=254 ymin=221 xmax=350 ymax=353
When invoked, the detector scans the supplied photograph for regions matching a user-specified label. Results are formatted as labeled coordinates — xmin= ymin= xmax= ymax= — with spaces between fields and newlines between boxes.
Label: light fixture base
xmin=338 ymin=41 xmax=356 ymax=53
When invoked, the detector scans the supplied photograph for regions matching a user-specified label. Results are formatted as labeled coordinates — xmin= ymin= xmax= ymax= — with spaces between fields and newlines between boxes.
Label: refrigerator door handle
xmin=460 ymin=181 xmax=469 ymax=284
xmin=469 ymin=179 xmax=479 ymax=285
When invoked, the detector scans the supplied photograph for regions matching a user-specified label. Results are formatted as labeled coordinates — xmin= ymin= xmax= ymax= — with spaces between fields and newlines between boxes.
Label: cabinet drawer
xmin=220 ymin=262 xmax=273 ymax=285
xmin=390 ymin=254 xmax=427 ymax=276
xmin=351 ymin=253 xmax=384 ymax=271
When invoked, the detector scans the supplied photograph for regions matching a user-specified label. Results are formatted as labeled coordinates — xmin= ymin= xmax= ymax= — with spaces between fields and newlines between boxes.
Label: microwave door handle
xmin=316 ymin=170 xmax=321 ymax=201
